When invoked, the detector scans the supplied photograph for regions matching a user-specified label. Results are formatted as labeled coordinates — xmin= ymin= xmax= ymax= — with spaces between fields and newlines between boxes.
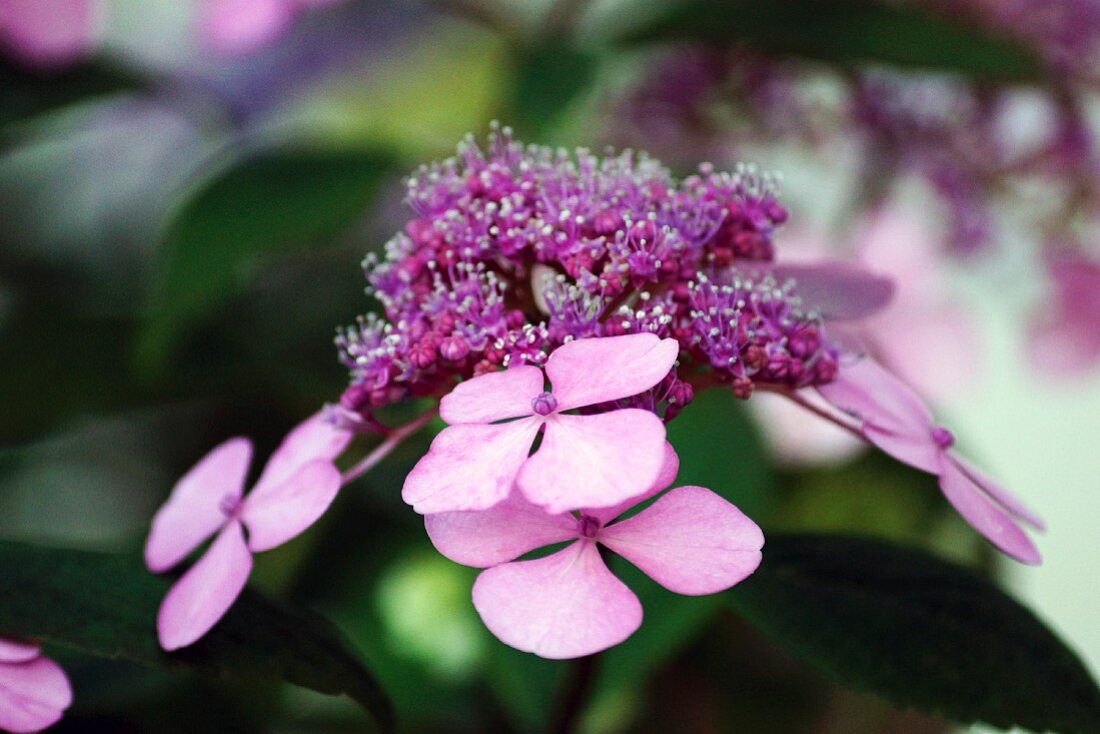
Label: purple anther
xmin=931 ymin=426 xmax=956 ymax=449
xmin=531 ymin=391 xmax=558 ymax=416
xmin=577 ymin=514 xmax=601 ymax=539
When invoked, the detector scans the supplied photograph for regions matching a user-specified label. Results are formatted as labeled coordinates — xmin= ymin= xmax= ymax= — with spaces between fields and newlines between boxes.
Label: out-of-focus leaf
xmin=666 ymin=387 xmax=774 ymax=517
xmin=728 ymin=533 xmax=1100 ymax=733
xmin=0 ymin=541 xmax=393 ymax=731
xmin=142 ymin=148 xmax=393 ymax=366
xmin=619 ymin=0 xmax=1045 ymax=81
xmin=509 ymin=40 xmax=598 ymax=138
xmin=0 ymin=59 xmax=138 ymax=129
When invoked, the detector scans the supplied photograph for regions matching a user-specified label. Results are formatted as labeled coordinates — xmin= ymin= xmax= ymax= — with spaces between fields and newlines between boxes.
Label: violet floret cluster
xmin=336 ymin=125 xmax=837 ymax=424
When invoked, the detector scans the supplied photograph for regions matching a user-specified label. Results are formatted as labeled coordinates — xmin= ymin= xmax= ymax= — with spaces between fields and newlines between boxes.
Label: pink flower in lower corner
xmin=403 ymin=333 xmax=680 ymax=515
xmin=0 ymin=639 xmax=72 ymax=734
xmin=816 ymin=357 xmax=1044 ymax=564
xmin=145 ymin=413 xmax=352 ymax=651
xmin=424 ymin=447 xmax=764 ymax=659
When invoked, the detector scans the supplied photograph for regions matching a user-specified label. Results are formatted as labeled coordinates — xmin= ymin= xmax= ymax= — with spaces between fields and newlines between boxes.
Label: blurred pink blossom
xmin=1027 ymin=248 xmax=1100 ymax=378
xmin=0 ymin=638 xmax=72 ymax=734
xmin=402 ymin=333 xmax=679 ymax=515
xmin=817 ymin=357 xmax=1043 ymax=564
xmin=197 ymin=0 xmax=345 ymax=55
xmin=145 ymin=413 xmax=351 ymax=650
xmin=0 ymin=0 xmax=98 ymax=68
xmin=424 ymin=446 xmax=763 ymax=658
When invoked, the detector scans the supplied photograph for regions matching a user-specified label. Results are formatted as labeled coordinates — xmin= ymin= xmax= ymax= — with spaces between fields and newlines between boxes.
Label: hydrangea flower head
xmin=336 ymin=125 xmax=870 ymax=428
xmin=145 ymin=413 xmax=351 ymax=650
xmin=817 ymin=357 xmax=1044 ymax=564
xmin=424 ymin=447 xmax=764 ymax=658
xmin=403 ymin=332 xmax=679 ymax=514
xmin=0 ymin=638 xmax=72 ymax=734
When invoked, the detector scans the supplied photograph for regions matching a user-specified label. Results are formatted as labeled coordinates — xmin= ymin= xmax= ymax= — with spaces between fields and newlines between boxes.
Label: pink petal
xmin=518 ymin=410 xmax=667 ymax=514
xmin=587 ymin=442 xmax=680 ymax=525
xmin=250 ymin=412 xmax=351 ymax=497
xmin=863 ymin=425 xmax=942 ymax=475
xmin=144 ymin=437 xmax=251 ymax=573
xmin=197 ymin=0 xmax=295 ymax=55
xmin=951 ymin=454 xmax=1045 ymax=531
xmin=424 ymin=491 xmax=576 ymax=568
xmin=241 ymin=460 xmax=343 ymax=553
xmin=0 ymin=640 xmax=39 ymax=665
xmin=0 ymin=657 xmax=72 ymax=733
xmin=938 ymin=456 xmax=1040 ymax=566
xmin=472 ymin=541 xmax=642 ymax=659
xmin=0 ymin=0 xmax=98 ymax=68
xmin=402 ymin=418 xmax=541 ymax=514
xmin=600 ymin=486 xmax=764 ymax=595
xmin=439 ymin=365 xmax=543 ymax=424
xmin=157 ymin=521 xmax=253 ymax=651
xmin=546 ymin=334 xmax=679 ymax=411
xmin=770 ymin=261 xmax=895 ymax=321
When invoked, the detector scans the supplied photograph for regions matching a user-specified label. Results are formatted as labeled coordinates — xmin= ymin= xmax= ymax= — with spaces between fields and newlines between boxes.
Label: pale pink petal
xmin=863 ymin=425 xmax=942 ymax=475
xmin=518 ymin=410 xmax=667 ymax=514
xmin=250 ymin=412 xmax=351 ymax=497
xmin=157 ymin=522 xmax=253 ymax=651
xmin=587 ymin=442 xmax=680 ymax=525
xmin=770 ymin=261 xmax=895 ymax=321
xmin=472 ymin=541 xmax=642 ymax=659
xmin=144 ymin=437 xmax=251 ymax=573
xmin=0 ymin=640 xmax=39 ymax=665
xmin=951 ymin=454 xmax=1045 ymax=531
xmin=817 ymin=357 xmax=933 ymax=435
xmin=241 ymin=460 xmax=343 ymax=553
xmin=402 ymin=418 xmax=541 ymax=514
xmin=938 ymin=456 xmax=1040 ymax=566
xmin=546 ymin=334 xmax=679 ymax=411
xmin=439 ymin=365 xmax=543 ymax=424
xmin=0 ymin=0 xmax=98 ymax=68
xmin=424 ymin=491 xmax=576 ymax=568
xmin=600 ymin=486 xmax=764 ymax=595
xmin=197 ymin=0 xmax=295 ymax=55
xmin=0 ymin=657 xmax=72 ymax=733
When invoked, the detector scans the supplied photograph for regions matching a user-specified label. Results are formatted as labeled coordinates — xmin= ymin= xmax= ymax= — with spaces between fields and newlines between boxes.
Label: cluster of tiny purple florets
xmin=337 ymin=125 xmax=839 ymax=425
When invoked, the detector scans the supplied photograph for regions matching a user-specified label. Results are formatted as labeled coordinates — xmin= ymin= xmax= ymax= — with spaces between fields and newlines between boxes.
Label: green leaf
xmin=727 ymin=533 xmax=1100 ymax=733
xmin=0 ymin=541 xmax=393 ymax=731
xmin=666 ymin=388 xmax=774 ymax=518
xmin=0 ymin=59 xmax=138 ymax=129
xmin=142 ymin=148 xmax=393 ymax=366
xmin=619 ymin=0 xmax=1045 ymax=81
xmin=509 ymin=40 xmax=598 ymax=138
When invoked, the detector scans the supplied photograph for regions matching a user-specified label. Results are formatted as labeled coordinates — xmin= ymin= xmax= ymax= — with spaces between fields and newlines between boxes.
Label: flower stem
xmin=551 ymin=653 xmax=602 ymax=734
xmin=340 ymin=409 xmax=438 ymax=486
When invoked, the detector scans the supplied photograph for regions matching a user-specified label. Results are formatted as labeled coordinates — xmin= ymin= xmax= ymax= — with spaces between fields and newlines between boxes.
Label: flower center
xmin=220 ymin=494 xmax=242 ymax=518
xmin=531 ymin=391 xmax=558 ymax=416
xmin=577 ymin=514 xmax=601 ymax=539
xmin=931 ymin=426 xmax=955 ymax=449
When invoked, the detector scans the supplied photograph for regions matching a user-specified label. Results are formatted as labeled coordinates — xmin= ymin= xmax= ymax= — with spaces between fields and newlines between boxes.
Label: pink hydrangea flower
xmin=424 ymin=446 xmax=764 ymax=658
xmin=1027 ymin=247 xmax=1100 ymax=378
xmin=0 ymin=0 xmax=98 ymax=68
xmin=402 ymin=333 xmax=680 ymax=515
xmin=816 ymin=357 xmax=1044 ymax=564
xmin=197 ymin=0 xmax=343 ymax=55
xmin=0 ymin=639 xmax=72 ymax=734
xmin=145 ymin=413 xmax=351 ymax=650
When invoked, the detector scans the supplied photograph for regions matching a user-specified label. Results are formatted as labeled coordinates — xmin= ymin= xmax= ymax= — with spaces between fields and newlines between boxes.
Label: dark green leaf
xmin=0 ymin=58 xmax=139 ymax=129
xmin=728 ymin=533 xmax=1100 ymax=733
xmin=619 ymin=0 xmax=1045 ymax=81
xmin=142 ymin=148 xmax=393 ymax=365
xmin=0 ymin=541 xmax=393 ymax=731
xmin=666 ymin=387 xmax=774 ymax=518
xmin=509 ymin=40 xmax=598 ymax=138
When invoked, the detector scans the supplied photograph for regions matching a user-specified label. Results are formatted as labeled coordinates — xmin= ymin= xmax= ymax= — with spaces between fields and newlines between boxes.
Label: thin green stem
xmin=551 ymin=652 xmax=602 ymax=734
xmin=340 ymin=408 xmax=438 ymax=486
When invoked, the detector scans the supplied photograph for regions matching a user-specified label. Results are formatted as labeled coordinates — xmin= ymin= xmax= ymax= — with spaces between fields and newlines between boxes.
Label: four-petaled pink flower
xmin=817 ymin=357 xmax=1044 ymax=564
xmin=145 ymin=413 xmax=352 ymax=650
xmin=424 ymin=446 xmax=764 ymax=659
xmin=0 ymin=638 xmax=72 ymax=734
xmin=403 ymin=333 xmax=680 ymax=515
